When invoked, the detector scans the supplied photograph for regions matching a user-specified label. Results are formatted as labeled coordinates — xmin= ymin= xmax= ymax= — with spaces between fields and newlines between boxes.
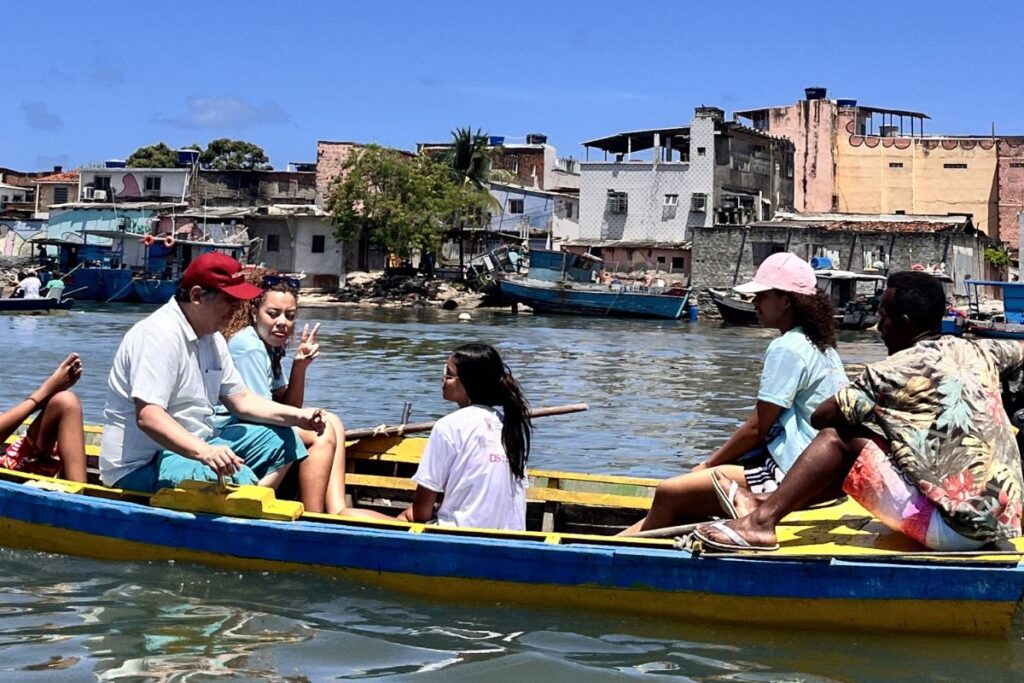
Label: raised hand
xmin=37 ymin=353 xmax=83 ymax=399
xmin=294 ymin=322 xmax=321 ymax=368
xmin=296 ymin=407 xmax=327 ymax=435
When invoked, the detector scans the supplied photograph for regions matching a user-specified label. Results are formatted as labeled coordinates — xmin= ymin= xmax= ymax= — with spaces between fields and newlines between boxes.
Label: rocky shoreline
xmin=299 ymin=271 xmax=487 ymax=310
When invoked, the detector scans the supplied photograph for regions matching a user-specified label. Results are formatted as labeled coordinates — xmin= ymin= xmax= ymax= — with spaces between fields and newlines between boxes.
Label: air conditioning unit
xmin=83 ymin=187 xmax=95 ymax=200
xmin=93 ymin=190 xmax=108 ymax=201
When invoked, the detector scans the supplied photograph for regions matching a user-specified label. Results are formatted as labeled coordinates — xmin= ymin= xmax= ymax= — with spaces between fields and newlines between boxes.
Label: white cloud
xmin=154 ymin=97 xmax=290 ymax=129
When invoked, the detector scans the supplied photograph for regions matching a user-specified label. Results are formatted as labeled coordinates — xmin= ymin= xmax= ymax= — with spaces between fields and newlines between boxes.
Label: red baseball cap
xmin=179 ymin=253 xmax=262 ymax=300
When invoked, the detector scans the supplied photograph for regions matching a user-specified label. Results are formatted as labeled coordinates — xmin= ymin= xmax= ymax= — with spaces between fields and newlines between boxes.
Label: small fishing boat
xmin=707 ymin=288 xmax=757 ymax=325
xmin=814 ymin=270 xmax=887 ymax=331
xmin=2 ymin=423 xmax=1024 ymax=636
xmin=499 ymin=250 xmax=690 ymax=320
xmin=0 ymin=297 xmax=74 ymax=313
xmin=964 ymin=280 xmax=1024 ymax=339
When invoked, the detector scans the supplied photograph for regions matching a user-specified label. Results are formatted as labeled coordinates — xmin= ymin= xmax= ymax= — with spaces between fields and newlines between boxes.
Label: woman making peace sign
xmin=221 ymin=273 xmax=348 ymax=514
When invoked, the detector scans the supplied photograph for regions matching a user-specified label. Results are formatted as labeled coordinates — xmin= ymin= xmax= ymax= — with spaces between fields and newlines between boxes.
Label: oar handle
xmin=344 ymin=402 xmax=589 ymax=440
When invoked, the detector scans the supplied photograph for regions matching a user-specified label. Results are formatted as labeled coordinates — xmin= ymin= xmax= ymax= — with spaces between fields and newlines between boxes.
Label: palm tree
xmin=446 ymin=127 xmax=493 ymax=190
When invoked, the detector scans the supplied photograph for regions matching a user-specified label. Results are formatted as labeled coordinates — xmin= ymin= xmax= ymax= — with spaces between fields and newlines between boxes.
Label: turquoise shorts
xmin=114 ymin=423 xmax=308 ymax=492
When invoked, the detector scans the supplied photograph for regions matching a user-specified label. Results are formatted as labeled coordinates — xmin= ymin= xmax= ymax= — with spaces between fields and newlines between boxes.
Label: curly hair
xmin=788 ymin=290 xmax=838 ymax=351
xmin=221 ymin=267 xmax=300 ymax=383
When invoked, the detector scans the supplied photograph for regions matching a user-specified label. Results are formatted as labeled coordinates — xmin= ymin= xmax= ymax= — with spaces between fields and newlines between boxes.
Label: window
xmin=277 ymin=180 xmax=290 ymax=193
xmin=1011 ymin=162 xmax=1024 ymax=168
xmin=690 ymin=193 xmax=707 ymax=212
xmin=656 ymin=256 xmax=666 ymax=265
xmin=311 ymin=235 xmax=326 ymax=253
xmin=697 ymin=147 xmax=706 ymax=156
xmin=607 ymin=191 xmax=628 ymax=214
xmin=562 ymin=201 xmax=574 ymax=219
xmin=53 ymin=187 xmax=68 ymax=204
xmin=671 ymin=256 xmax=686 ymax=271
xmin=894 ymin=209 xmax=906 ymax=215
xmin=508 ymin=198 xmax=524 ymax=214
xmin=144 ymin=176 xmax=162 ymax=192
xmin=510 ymin=158 xmax=519 ymax=174
xmin=266 ymin=234 xmax=280 ymax=252
xmin=94 ymin=176 xmax=112 ymax=191
xmin=663 ymin=194 xmax=679 ymax=207
xmin=752 ymin=242 xmax=786 ymax=267
xmin=889 ymin=162 xmax=904 ymax=168
xmin=944 ymin=163 xmax=968 ymax=169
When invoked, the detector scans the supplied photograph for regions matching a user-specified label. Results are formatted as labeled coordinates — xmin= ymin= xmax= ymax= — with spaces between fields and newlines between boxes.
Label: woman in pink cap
xmin=621 ymin=252 xmax=847 ymax=535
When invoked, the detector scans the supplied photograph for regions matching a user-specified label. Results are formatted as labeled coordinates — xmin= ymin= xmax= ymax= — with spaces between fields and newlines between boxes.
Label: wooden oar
xmin=344 ymin=402 xmax=589 ymax=439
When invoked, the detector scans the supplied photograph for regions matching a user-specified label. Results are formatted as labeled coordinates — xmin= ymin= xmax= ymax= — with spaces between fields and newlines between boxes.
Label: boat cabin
xmin=526 ymin=249 xmax=600 ymax=283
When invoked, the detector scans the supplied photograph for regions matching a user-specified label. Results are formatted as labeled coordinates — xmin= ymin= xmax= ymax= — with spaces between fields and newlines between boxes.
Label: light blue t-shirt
xmin=211 ymin=326 xmax=288 ymax=429
xmin=757 ymin=327 xmax=848 ymax=474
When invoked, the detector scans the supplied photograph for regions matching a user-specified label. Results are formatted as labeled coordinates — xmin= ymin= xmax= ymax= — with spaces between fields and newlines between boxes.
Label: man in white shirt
xmin=100 ymin=252 xmax=325 ymax=492
xmin=17 ymin=270 xmax=42 ymax=298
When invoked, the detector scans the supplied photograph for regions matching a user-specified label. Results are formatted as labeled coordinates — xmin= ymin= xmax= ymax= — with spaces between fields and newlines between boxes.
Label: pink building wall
xmin=760 ymin=99 xmax=837 ymax=213
xmin=998 ymin=138 xmax=1024 ymax=247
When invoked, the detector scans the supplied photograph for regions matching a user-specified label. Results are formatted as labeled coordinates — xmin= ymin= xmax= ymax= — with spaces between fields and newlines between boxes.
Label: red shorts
xmin=0 ymin=436 xmax=61 ymax=477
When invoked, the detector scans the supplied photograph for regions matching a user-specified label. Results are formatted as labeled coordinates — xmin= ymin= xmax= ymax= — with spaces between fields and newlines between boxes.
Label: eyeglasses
xmin=263 ymin=274 xmax=301 ymax=290
xmin=443 ymin=365 xmax=459 ymax=381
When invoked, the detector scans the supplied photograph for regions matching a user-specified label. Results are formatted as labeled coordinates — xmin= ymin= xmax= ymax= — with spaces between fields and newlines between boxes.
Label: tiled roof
xmin=34 ymin=171 xmax=79 ymax=184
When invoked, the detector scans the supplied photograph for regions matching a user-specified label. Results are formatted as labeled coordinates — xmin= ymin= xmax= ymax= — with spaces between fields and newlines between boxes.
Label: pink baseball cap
xmin=734 ymin=252 xmax=818 ymax=296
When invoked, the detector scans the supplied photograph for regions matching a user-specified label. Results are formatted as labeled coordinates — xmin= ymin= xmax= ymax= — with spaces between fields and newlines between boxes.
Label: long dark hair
xmin=788 ymin=290 xmax=838 ymax=351
xmin=223 ymin=270 xmax=299 ymax=383
xmin=450 ymin=343 xmax=532 ymax=480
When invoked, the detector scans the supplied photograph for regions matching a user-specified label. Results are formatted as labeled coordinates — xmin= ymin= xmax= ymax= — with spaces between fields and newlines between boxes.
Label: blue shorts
xmin=114 ymin=423 xmax=307 ymax=492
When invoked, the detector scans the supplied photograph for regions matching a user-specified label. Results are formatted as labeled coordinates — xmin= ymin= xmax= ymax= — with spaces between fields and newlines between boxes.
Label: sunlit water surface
xmin=1 ymin=305 xmax=1021 ymax=681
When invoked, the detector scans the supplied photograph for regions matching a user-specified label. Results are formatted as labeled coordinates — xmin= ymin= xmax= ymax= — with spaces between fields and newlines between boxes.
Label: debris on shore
xmin=300 ymin=271 xmax=485 ymax=310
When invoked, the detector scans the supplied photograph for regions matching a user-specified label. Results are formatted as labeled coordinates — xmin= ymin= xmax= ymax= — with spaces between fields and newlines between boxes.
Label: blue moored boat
xmin=499 ymin=250 xmax=690 ymax=320
xmin=965 ymin=280 xmax=1024 ymax=339
xmin=2 ymin=431 xmax=1024 ymax=636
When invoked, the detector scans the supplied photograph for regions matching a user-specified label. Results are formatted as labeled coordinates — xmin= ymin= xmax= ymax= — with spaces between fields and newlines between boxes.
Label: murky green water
xmin=1 ymin=305 xmax=1021 ymax=680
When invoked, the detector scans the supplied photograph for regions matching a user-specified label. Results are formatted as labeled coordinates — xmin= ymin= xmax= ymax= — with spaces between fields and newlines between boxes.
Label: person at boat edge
xmin=620 ymin=252 xmax=847 ymax=535
xmin=695 ymin=271 xmax=1024 ymax=552
xmin=218 ymin=270 xmax=349 ymax=515
xmin=0 ymin=353 xmax=87 ymax=482
xmin=352 ymin=343 xmax=533 ymax=530
xmin=98 ymin=252 xmax=326 ymax=493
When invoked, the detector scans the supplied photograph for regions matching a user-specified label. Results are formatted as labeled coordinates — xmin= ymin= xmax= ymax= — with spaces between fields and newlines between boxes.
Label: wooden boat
xmin=814 ymin=270 xmax=887 ymax=331
xmin=965 ymin=280 xmax=1024 ymax=339
xmin=3 ymin=424 xmax=1024 ymax=636
xmin=707 ymin=288 xmax=757 ymax=325
xmin=0 ymin=297 xmax=74 ymax=313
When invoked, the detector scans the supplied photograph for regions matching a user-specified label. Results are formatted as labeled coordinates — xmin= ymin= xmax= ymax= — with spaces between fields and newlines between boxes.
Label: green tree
xmin=326 ymin=145 xmax=489 ymax=258
xmin=446 ymin=127 xmax=493 ymax=189
xmin=127 ymin=142 xmax=180 ymax=168
xmin=200 ymin=138 xmax=272 ymax=170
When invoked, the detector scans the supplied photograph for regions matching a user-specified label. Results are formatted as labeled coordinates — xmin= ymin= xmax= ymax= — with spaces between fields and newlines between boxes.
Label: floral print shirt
xmin=837 ymin=336 xmax=1024 ymax=541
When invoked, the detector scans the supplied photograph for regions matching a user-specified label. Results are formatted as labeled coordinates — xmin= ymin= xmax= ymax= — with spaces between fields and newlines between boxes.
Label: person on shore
xmin=99 ymin=253 xmax=326 ymax=493
xmin=694 ymin=271 xmax=1024 ymax=552
xmin=220 ymin=272 xmax=348 ymax=515
xmin=620 ymin=253 xmax=847 ymax=535
xmin=0 ymin=353 xmax=87 ymax=482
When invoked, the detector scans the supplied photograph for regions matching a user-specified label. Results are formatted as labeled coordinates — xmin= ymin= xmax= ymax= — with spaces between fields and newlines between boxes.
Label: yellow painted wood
xmin=151 ymin=481 xmax=304 ymax=521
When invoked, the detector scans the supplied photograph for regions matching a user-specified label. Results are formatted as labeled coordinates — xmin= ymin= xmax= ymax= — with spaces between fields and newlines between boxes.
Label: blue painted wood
xmin=500 ymin=278 xmax=689 ymax=320
xmin=133 ymin=280 xmax=176 ymax=305
xmin=2 ymin=480 xmax=1022 ymax=605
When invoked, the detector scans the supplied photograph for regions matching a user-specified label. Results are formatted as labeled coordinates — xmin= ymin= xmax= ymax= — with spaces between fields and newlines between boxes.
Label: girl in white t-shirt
xmin=398 ymin=344 xmax=533 ymax=530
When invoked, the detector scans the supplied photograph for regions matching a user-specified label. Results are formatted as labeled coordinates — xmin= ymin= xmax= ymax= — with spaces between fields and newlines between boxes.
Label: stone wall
xmin=691 ymin=225 xmax=988 ymax=293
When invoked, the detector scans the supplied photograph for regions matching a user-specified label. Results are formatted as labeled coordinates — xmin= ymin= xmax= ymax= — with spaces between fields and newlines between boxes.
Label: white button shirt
xmin=100 ymin=299 xmax=246 ymax=485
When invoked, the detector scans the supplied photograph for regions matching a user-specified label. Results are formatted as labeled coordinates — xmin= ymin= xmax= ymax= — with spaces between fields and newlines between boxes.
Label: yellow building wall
xmin=836 ymin=116 xmax=999 ymax=238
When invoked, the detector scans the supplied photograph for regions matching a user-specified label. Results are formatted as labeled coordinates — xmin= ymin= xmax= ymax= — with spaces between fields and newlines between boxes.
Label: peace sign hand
xmin=294 ymin=322 xmax=321 ymax=368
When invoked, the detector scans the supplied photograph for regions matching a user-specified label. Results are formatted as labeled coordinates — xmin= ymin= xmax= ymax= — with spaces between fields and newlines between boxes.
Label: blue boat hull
xmin=500 ymin=278 xmax=689 ymax=320
xmin=65 ymin=268 xmax=102 ymax=301
xmin=133 ymin=279 xmax=176 ymax=305
xmin=0 ymin=477 xmax=1022 ymax=635
xmin=100 ymin=269 xmax=137 ymax=302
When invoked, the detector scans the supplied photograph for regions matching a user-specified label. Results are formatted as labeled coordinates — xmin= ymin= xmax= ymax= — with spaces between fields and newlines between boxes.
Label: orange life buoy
xmin=164 ymin=236 xmax=176 ymax=249
xmin=142 ymin=234 xmax=155 ymax=247
xmin=911 ymin=263 xmax=925 ymax=271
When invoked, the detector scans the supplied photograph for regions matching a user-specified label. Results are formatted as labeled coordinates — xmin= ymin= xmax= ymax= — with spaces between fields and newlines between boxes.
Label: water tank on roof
xmin=526 ymin=133 xmax=547 ymax=144
xmin=177 ymin=149 xmax=201 ymax=165
xmin=810 ymin=256 xmax=834 ymax=270
xmin=837 ymin=98 xmax=857 ymax=108
xmin=104 ymin=159 xmax=127 ymax=169
xmin=804 ymin=86 xmax=827 ymax=101
xmin=488 ymin=136 xmax=505 ymax=146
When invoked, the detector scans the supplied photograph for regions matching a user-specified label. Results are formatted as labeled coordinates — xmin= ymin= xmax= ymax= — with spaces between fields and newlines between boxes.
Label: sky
xmin=4 ymin=1 xmax=1024 ymax=171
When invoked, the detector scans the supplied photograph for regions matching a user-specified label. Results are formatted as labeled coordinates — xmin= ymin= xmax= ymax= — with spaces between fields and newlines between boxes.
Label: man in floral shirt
xmin=695 ymin=271 xmax=1024 ymax=552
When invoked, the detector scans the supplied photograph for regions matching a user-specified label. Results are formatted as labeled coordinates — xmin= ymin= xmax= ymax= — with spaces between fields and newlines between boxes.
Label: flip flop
xmin=710 ymin=473 xmax=739 ymax=519
xmin=692 ymin=520 xmax=779 ymax=552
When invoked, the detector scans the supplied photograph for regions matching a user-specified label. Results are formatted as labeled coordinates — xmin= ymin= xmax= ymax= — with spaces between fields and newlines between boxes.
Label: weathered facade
xmin=196 ymin=170 xmax=315 ymax=207
xmin=488 ymin=182 xmax=580 ymax=245
xmin=691 ymin=212 xmax=991 ymax=296
xmin=736 ymin=87 xmax=1019 ymax=245
xmin=78 ymin=167 xmax=190 ymax=203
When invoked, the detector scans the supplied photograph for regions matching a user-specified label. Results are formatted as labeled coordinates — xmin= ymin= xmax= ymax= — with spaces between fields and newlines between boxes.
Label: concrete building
xmin=734 ymin=87 xmax=1021 ymax=245
xmin=32 ymin=170 xmax=79 ymax=219
xmin=571 ymin=107 xmax=794 ymax=276
xmin=488 ymin=182 xmax=580 ymax=247
xmin=691 ymin=211 xmax=992 ymax=297
xmin=78 ymin=166 xmax=190 ymax=203
xmin=196 ymin=169 xmax=315 ymax=207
